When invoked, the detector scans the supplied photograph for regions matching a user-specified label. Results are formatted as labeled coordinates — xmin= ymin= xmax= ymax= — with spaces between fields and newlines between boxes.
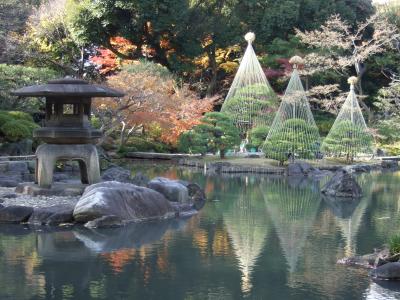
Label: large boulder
xmin=7 ymin=161 xmax=29 ymax=174
xmin=179 ymin=181 xmax=206 ymax=210
xmin=0 ymin=205 xmax=33 ymax=223
xmin=101 ymin=166 xmax=149 ymax=186
xmin=131 ymin=172 xmax=149 ymax=186
xmin=287 ymin=162 xmax=323 ymax=177
xmin=381 ymin=160 xmax=399 ymax=169
xmin=148 ymin=177 xmax=189 ymax=204
xmin=73 ymin=181 xmax=176 ymax=223
xmin=0 ymin=161 xmax=32 ymax=187
xmin=321 ymin=170 xmax=362 ymax=198
xmin=28 ymin=205 xmax=74 ymax=225
xmin=84 ymin=215 xmax=123 ymax=229
xmin=0 ymin=139 xmax=33 ymax=156
xmin=0 ymin=176 xmax=21 ymax=187
xmin=337 ymin=252 xmax=377 ymax=269
xmin=288 ymin=162 xmax=311 ymax=176
xmin=101 ymin=166 xmax=132 ymax=183
xmin=370 ymin=262 xmax=400 ymax=280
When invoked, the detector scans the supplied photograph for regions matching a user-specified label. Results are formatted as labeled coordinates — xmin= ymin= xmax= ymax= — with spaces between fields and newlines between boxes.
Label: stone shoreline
xmin=0 ymin=166 xmax=207 ymax=228
xmin=0 ymin=187 xmax=79 ymax=208
xmin=177 ymin=158 xmax=399 ymax=176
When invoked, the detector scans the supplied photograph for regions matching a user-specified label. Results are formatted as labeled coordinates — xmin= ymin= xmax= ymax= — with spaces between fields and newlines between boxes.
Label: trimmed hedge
xmin=0 ymin=110 xmax=39 ymax=142
xmin=0 ymin=120 xmax=32 ymax=142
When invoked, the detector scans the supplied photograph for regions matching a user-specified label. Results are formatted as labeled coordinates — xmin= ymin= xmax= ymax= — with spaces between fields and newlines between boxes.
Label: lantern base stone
xmin=35 ymin=144 xmax=100 ymax=188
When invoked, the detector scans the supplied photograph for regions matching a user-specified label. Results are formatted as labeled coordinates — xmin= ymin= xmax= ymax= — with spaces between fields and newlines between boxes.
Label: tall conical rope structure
xmin=221 ymin=32 xmax=278 ymax=137
xmin=262 ymin=56 xmax=321 ymax=162
xmin=321 ymin=77 xmax=374 ymax=161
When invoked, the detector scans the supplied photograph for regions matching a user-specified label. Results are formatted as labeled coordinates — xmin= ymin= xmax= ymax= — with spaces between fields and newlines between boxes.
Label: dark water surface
xmin=2 ymin=164 xmax=400 ymax=299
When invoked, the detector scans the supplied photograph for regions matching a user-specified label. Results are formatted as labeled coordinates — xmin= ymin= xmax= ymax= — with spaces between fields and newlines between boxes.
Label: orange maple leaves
xmin=94 ymin=69 xmax=215 ymax=146
xmin=90 ymin=37 xmax=137 ymax=74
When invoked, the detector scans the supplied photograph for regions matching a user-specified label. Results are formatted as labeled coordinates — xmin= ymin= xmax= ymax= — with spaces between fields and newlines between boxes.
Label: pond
xmin=1 ymin=164 xmax=400 ymax=299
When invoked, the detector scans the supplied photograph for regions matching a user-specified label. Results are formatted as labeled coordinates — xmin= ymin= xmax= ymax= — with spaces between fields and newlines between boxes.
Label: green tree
xmin=0 ymin=111 xmax=39 ymax=142
xmin=23 ymin=0 xmax=95 ymax=76
xmin=69 ymin=0 xmax=200 ymax=69
xmin=0 ymin=0 xmax=41 ymax=63
xmin=201 ymin=112 xmax=241 ymax=158
xmin=321 ymin=120 xmax=374 ymax=162
xmin=69 ymin=0 xmax=242 ymax=94
xmin=235 ymin=0 xmax=374 ymax=46
xmin=263 ymin=118 xmax=320 ymax=164
xmin=246 ymin=126 xmax=269 ymax=151
xmin=179 ymin=112 xmax=240 ymax=158
xmin=178 ymin=128 xmax=210 ymax=156
xmin=188 ymin=0 xmax=241 ymax=95
xmin=0 ymin=64 xmax=59 ymax=111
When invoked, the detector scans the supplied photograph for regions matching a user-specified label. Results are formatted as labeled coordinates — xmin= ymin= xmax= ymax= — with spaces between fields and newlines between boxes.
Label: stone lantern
xmin=12 ymin=77 xmax=124 ymax=188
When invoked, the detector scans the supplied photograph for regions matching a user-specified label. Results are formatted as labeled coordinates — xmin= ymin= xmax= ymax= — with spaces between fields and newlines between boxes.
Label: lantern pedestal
xmin=35 ymin=144 xmax=100 ymax=188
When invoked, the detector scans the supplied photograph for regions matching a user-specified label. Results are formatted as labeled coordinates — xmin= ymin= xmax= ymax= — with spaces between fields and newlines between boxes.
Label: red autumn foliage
xmin=264 ymin=58 xmax=292 ymax=79
xmin=93 ymin=68 xmax=215 ymax=146
xmin=90 ymin=37 xmax=137 ymax=75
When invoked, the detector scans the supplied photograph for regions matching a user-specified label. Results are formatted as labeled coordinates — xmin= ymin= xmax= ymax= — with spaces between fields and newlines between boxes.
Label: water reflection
xmin=261 ymin=177 xmax=321 ymax=274
xmin=366 ymin=281 xmax=400 ymax=300
xmin=2 ymin=167 xmax=400 ymax=299
xmin=221 ymin=176 xmax=268 ymax=294
xmin=73 ymin=219 xmax=188 ymax=254
xmin=323 ymin=195 xmax=370 ymax=257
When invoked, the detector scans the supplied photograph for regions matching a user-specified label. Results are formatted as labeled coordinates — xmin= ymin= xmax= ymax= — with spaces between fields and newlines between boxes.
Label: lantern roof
xmin=11 ymin=77 xmax=124 ymax=98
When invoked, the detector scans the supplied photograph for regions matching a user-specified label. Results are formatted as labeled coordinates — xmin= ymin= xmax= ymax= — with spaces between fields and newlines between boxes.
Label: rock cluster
xmin=338 ymin=247 xmax=400 ymax=281
xmin=0 ymin=168 xmax=206 ymax=228
xmin=321 ymin=170 xmax=362 ymax=198
xmin=287 ymin=162 xmax=324 ymax=177
xmin=0 ymin=161 xmax=33 ymax=187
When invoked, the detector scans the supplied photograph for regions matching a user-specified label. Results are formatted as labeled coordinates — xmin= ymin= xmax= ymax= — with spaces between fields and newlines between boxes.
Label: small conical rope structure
xmin=262 ymin=57 xmax=321 ymax=162
xmin=221 ymin=32 xmax=277 ymax=135
xmin=321 ymin=77 xmax=374 ymax=161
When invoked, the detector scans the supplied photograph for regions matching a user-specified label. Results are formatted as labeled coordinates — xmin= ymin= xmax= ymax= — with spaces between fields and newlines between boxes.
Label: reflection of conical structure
xmin=261 ymin=178 xmax=321 ymax=273
xmin=324 ymin=196 xmax=370 ymax=257
xmin=324 ymin=172 xmax=373 ymax=257
xmin=222 ymin=180 xmax=269 ymax=294
xmin=366 ymin=282 xmax=400 ymax=300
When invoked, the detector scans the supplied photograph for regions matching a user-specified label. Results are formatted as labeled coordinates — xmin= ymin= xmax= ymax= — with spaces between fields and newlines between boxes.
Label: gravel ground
xmin=0 ymin=187 xmax=79 ymax=208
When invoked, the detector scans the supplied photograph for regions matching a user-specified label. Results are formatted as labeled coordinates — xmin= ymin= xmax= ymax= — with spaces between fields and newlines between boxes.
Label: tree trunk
xmin=206 ymin=45 xmax=218 ymax=97
xmin=120 ymin=121 xmax=127 ymax=149
xmin=355 ymin=63 xmax=374 ymax=123
xmin=78 ymin=46 xmax=85 ymax=78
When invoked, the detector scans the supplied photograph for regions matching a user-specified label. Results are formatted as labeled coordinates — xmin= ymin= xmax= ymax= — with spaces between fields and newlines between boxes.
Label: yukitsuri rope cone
xmin=221 ymin=32 xmax=277 ymax=136
xmin=262 ymin=56 xmax=321 ymax=163
xmin=321 ymin=76 xmax=374 ymax=162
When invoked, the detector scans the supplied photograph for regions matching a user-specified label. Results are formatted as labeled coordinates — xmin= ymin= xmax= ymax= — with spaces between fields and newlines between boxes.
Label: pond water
xmin=1 ymin=163 xmax=400 ymax=299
